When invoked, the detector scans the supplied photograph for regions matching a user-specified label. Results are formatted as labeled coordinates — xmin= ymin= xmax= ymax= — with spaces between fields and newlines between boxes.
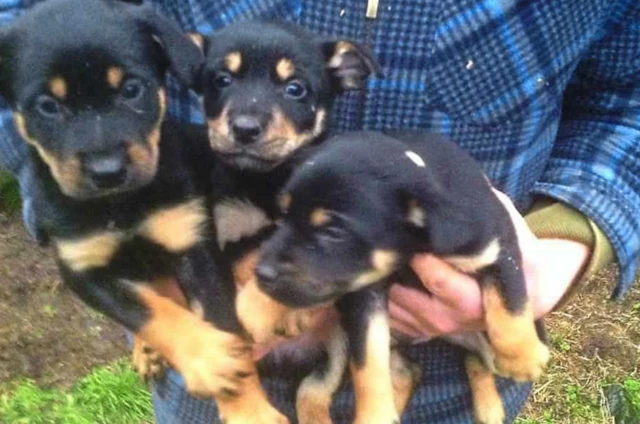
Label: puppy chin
xmin=219 ymin=152 xmax=282 ymax=172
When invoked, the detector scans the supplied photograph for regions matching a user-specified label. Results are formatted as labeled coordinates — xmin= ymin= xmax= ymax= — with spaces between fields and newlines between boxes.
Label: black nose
xmin=84 ymin=150 xmax=128 ymax=190
xmin=255 ymin=264 xmax=279 ymax=285
xmin=231 ymin=115 xmax=263 ymax=144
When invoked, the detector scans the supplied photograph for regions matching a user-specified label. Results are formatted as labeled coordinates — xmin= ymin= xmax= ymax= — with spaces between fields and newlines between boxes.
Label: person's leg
xmin=151 ymin=339 xmax=532 ymax=424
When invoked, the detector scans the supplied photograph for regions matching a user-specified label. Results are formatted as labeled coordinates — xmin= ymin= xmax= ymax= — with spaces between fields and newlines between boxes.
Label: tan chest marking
xmin=444 ymin=238 xmax=501 ymax=274
xmin=56 ymin=231 xmax=124 ymax=272
xmin=214 ymin=199 xmax=272 ymax=249
xmin=140 ymin=199 xmax=208 ymax=252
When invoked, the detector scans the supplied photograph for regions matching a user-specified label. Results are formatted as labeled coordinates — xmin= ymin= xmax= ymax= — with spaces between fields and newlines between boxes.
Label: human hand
xmin=389 ymin=189 xmax=590 ymax=340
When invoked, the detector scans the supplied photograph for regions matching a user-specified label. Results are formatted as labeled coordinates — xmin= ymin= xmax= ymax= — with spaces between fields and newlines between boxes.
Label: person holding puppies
xmin=1 ymin=0 xmax=639 ymax=423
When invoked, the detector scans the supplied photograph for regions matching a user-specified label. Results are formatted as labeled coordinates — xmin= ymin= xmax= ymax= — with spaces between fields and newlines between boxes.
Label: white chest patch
xmin=214 ymin=199 xmax=272 ymax=249
xmin=405 ymin=150 xmax=425 ymax=168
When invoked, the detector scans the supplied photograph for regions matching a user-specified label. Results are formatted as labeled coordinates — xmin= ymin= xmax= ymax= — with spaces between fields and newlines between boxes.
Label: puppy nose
xmin=255 ymin=264 xmax=279 ymax=284
xmin=84 ymin=150 xmax=128 ymax=190
xmin=231 ymin=115 xmax=263 ymax=144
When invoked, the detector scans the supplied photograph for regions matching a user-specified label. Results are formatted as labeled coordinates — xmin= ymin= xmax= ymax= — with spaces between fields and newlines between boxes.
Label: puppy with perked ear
xmin=255 ymin=131 xmax=551 ymax=424
xmin=0 ymin=1 xmax=282 ymax=422
xmin=194 ymin=21 xmax=380 ymax=347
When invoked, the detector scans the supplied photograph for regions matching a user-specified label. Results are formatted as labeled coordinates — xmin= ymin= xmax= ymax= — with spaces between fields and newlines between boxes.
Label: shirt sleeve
xmin=0 ymin=1 xmax=29 ymax=175
xmin=530 ymin=0 xmax=640 ymax=299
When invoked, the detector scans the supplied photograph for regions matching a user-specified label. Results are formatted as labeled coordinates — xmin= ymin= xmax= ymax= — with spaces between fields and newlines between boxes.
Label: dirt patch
xmin=522 ymin=266 xmax=640 ymax=423
xmin=0 ymin=212 xmax=127 ymax=389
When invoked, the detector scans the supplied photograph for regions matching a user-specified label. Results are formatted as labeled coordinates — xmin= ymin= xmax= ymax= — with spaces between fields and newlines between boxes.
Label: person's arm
xmin=389 ymin=0 xmax=640 ymax=338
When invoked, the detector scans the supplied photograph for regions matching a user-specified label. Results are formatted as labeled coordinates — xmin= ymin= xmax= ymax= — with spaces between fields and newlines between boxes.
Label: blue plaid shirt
xmin=2 ymin=0 xmax=639 ymax=298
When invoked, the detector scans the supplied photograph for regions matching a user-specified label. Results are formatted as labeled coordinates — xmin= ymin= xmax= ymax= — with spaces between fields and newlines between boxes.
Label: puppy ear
xmin=321 ymin=40 xmax=381 ymax=92
xmin=128 ymin=4 xmax=204 ymax=87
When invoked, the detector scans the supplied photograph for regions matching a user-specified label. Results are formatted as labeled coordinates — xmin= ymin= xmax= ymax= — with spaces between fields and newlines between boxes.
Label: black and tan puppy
xmin=255 ymin=131 xmax=551 ymax=424
xmin=0 ymin=1 xmax=286 ymax=422
xmin=195 ymin=21 xmax=379 ymax=343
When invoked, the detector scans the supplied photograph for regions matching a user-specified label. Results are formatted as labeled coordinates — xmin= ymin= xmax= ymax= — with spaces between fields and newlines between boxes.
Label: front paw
xmin=132 ymin=337 xmax=166 ymax=382
xmin=178 ymin=329 xmax=254 ymax=398
xmin=494 ymin=340 xmax=549 ymax=382
xmin=236 ymin=278 xmax=290 ymax=344
xmin=275 ymin=309 xmax=315 ymax=339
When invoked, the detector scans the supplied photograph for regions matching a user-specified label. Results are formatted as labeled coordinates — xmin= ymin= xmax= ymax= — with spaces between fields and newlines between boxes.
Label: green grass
xmin=0 ymin=170 xmax=20 ymax=213
xmin=0 ymin=361 xmax=153 ymax=424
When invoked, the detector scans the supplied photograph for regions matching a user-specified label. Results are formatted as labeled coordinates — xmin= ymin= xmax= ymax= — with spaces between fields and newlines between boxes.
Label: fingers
xmin=409 ymin=254 xmax=482 ymax=311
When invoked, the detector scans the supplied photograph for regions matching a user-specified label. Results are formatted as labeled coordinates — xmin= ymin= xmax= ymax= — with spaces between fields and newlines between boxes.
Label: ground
xmin=0 ymin=209 xmax=639 ymax=423
xmin=0 ymin=211 xmax=128 ymax=389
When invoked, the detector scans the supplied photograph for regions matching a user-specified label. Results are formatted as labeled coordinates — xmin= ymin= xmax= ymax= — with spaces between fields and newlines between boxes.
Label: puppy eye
xmin=284 ymin=80 xmax=307 ymax=100
xmin=120 ymin=78 xmax=145 ymax=101
xmin=36 ymin=95 xmax=62 ymax=118
xmin=213 ymin=72 xmax=233 ymax=89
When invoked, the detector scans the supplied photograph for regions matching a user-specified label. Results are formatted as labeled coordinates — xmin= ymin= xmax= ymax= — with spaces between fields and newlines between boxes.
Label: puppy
xmin=255 ymin=131 xmax=551 ymax=424
xmin=0 ymin=1 xmax=284 ymax=422
xmin=196 ymin=21 xmax=379 ymax=343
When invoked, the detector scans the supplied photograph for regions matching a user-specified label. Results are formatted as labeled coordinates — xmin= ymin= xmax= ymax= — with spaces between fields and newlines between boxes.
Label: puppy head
xmin=254 ymin=134 xmax=440 ymax=307
xmin=199 ymin=21 xmax=379 ymax=172
xmin=0 ymin=0 xmax=203 ymax=199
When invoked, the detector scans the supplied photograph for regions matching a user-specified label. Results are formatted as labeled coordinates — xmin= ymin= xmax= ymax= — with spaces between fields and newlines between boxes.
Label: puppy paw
xmin=177 ymin=328 xmax=254 ymax=398
xmin=219 ymin=378 xmax=290 ymax=424
xmin=275 ymin=309 xmax=315 ymax=339
xmin=474 ymin=402 xmax=505 ymax=424
xmin=494 ymin=340 xmax=549 ymax=382
xmin=390 ymin=350 xmax=421 ymax=415
xmin=236 ymin=278 xmax=290 ymax=344
xmin=132 ymin=338 xmax=166 ymax=382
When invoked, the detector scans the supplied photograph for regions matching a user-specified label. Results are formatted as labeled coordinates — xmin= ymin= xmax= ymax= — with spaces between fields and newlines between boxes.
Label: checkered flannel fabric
xmin=149 ymin=0 xmax=640 ymax=299
xmin=152 ymin=340 xmax=532 ymax=424
xmin=1 ymin=0 xmax=640 ymax=422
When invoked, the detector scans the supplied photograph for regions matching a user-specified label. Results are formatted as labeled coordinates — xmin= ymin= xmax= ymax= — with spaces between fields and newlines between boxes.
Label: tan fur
xmin=350 ymin=249 xmax=398 ymax=291
xmin=207 ymin=106 xmax=233 ymax=151
xmin=262 ymin=107 xmax=326 ymax=159
xmin=310 ymin=208 xmax=330 ymax=227
xmin=279 ymin=193 xmax=292 ymax=212
xmin=465 ymin=355 xmax=505 ymax=424
xmin=326 ymin=41 xmax=354 ymax=69
xmin=444 ymin=238 xmax=500 ymax=273
xmin=236 ymin=277 xmax=292 ymax=344
xmin=297 ymin=328 xmax=348 ymax=424
xmin=56 ymin=231 xmax=123 ymax=272
xmin=232 ymin=250 xmax=261 ymax=287
xmin=106 ymin=66 xmax=124 ymax=89
xmin=215 ymin=199 xmax=272 ymax=249
xmin=140 ymin=198 xmax=208 ymax=253
xmin=49 ymin=77 xmax=67 ymax=100
xmin=134 ymin=284 xmax=254 ymax=397
xmin=224 ymin=51 xmax=242 ymax=73
xmin=216 ymin=373 xmax=290 ymax=424
xmin=275 ymin=58 xmax=295 ymax=81
xmin=390 ymin=349 xmax=421 ymax=415
xmin=188 ymin=33 xmax=205 ymax=51
xmin=14 ymin=113 xmax=83 ymax=197
xmin=350 ymin=312 xmax=398 ymax=424
xmin=483 ymin=283 xmax=550 ymax=381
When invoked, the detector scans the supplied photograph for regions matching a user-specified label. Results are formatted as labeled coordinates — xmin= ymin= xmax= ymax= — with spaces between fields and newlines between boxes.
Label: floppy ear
xmin=128 ymin=4 xmax=204 ymax=87
xmin=321 ymin=40 xmax=381 ymax=91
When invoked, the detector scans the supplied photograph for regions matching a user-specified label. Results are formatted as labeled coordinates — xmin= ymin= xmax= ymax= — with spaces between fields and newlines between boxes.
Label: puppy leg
xmin=481 ymin=250 xmax=549 ymax=382
xmin=236 ymin=277 xmax=293 ymax=343
xmin=390 ymin=349 xmax=421 ymax=415
xmin=131 ymin=278 xmax=186 ymax=382
xmin=297 ymin=327 xmax=348 ymax=424
xmin=465 ymin=354 xmax=505 ymax=424
xmin=337 ymin=287 xmax=399 ymax=424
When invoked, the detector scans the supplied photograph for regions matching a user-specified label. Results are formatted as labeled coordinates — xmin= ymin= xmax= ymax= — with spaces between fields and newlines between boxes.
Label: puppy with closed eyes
xmin=255 ymin=131 xmax=551 ymax=424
